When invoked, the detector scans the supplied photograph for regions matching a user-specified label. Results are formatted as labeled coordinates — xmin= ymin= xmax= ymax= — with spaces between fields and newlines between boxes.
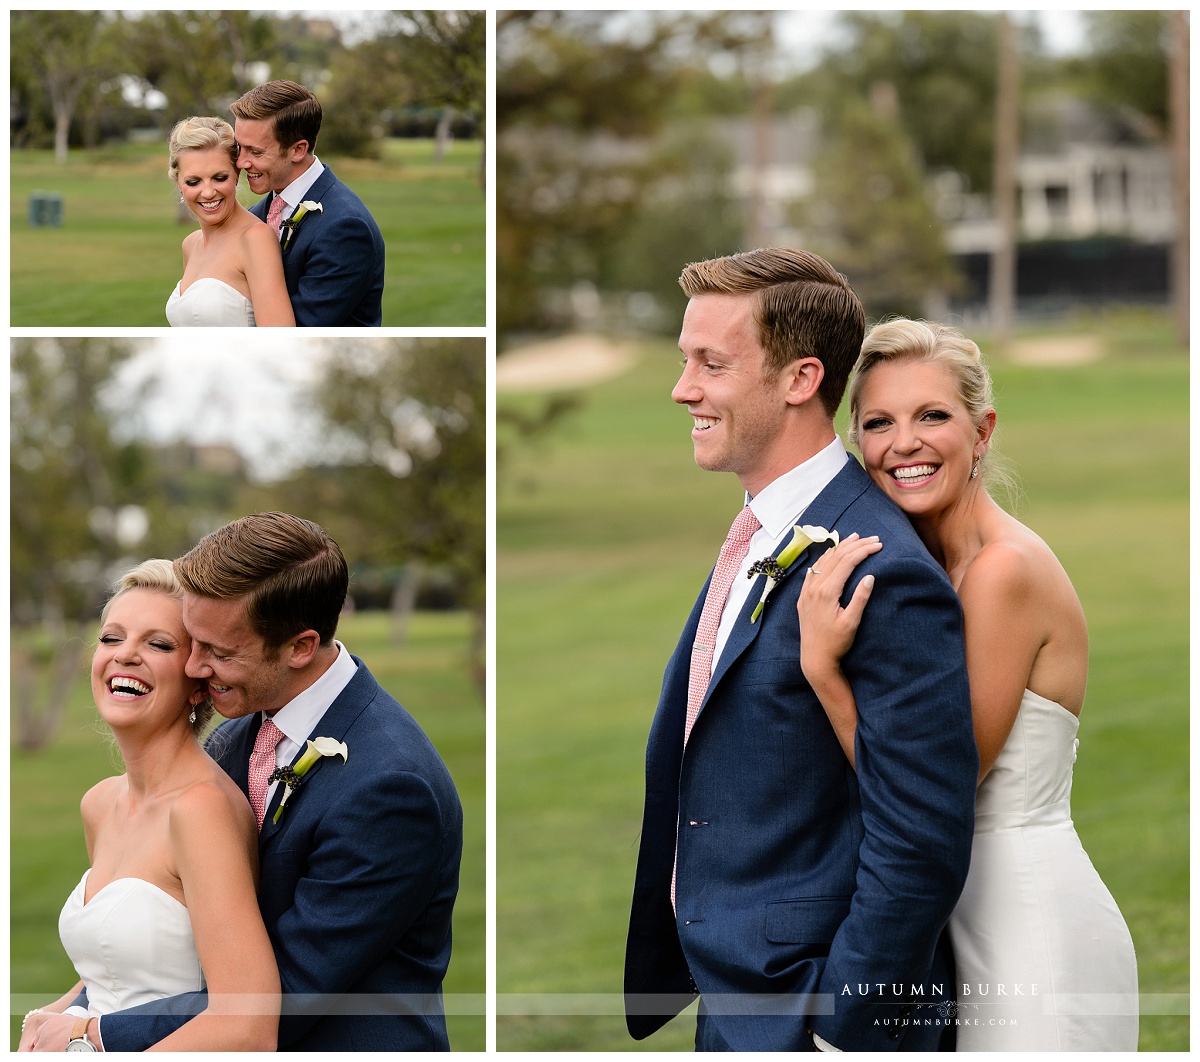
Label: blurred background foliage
xmin=497 ymin=10 xmax=1186 ymax=345
xmin=11 ymin=10 xmax=484 ymax=162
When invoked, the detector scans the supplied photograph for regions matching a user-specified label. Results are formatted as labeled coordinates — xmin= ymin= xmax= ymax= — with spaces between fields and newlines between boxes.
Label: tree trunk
xmin=389 ymin=563 xmax=424 ymax=645
xmin=13 ymin=637 xmax=85 ymax=752
xmin=434 ymin=107 xmax=454 ymax=162
xmin=989 ymin=13 xmax=1019 ymax=349
xmin=54 ymin=108 xmax=71 ymax=164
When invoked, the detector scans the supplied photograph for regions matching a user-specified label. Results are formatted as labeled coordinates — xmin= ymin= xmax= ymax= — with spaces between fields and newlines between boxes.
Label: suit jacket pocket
xmin=764 ymin=896 xmax=852 ymax=944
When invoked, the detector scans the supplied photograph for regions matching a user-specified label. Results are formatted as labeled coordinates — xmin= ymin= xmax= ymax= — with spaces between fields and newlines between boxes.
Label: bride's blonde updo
xmin=847 ymin=318 xmax=1017 ymax=502
xmin=167 ymin=116 xmax=238 ymax=182
xmin=100 ymin=558 xmax=216 ymax=737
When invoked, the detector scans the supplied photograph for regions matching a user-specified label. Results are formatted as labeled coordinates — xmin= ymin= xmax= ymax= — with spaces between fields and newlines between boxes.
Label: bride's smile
xmin=92 ymin=588 xmax=203 ymax=730
xmin=175 ymin=147 xmax=240 ymax=228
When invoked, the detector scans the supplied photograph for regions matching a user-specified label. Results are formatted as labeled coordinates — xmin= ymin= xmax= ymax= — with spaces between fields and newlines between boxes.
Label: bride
xmin=19 ymin=560 xmax=279 ymax=1051
xmin=165 ymin=116 xmax=295 ymax=327
xmin=797 ymin=319 xmax=1138 ymax=1050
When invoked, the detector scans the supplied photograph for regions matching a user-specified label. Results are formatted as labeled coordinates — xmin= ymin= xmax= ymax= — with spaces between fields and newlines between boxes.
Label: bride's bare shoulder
xmin=960 ymin=517 xmax=1078 ymax=618
xmin=169 ymin=764 xmax=255 ymax=842
xmin=80 ymin=773 xmax=124 ymax=824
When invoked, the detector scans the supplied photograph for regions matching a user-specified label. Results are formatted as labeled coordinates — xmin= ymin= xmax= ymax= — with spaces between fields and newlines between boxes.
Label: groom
xmin=624 ymin=248 xmax=979 ymax=1051
xmin=232 ymin=80 xmax=386 ymax=326
xmin=37 ymin=512 xmax=462 ymax=1051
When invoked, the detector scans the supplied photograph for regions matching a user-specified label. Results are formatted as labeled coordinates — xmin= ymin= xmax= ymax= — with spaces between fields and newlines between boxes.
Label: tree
xmin=800 ymin=97 xmax=961 ymax=320
xmin=1076 ymin=11 xmax=1170 ymax=131
xmin=322 ymin=11 xmax=484 ymax=161
xmin=11 ymin=11 xmax=120 ymax=162
xmin=497 ymin=10 xmax=767 ymax=339
xmin=120 ymin=10 xmax=279 ymax=127
xmin=793 ymin=11 xmax=1009 ymax=196
xmin=269 ymin=339 xmax=486 ymax=691
xmin=11 ymin=339 xmax=145 ymax=748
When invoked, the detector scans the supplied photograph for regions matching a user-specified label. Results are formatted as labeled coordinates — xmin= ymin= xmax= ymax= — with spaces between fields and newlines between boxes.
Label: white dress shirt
xmin=270 ymin=156 xmax=326 ymax=232
xmin=709 ymin=436 xmax=849 ymax=673
xmin=261 ymin=639 xmax=357 ymax=807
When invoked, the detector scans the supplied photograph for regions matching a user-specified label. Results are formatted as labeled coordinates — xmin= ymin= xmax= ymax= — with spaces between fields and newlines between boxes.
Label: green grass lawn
xmin=10 ymin=610 xmax=484 ymax=1050
xmin=496 ymin=309 xmax=1188 ymax=1051
xmin=10 ymin=138 xmax=484 ymax=326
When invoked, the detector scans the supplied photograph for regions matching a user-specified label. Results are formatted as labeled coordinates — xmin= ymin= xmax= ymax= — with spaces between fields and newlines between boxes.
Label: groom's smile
xmin=182 ymin=593 xmax=310 ymax=720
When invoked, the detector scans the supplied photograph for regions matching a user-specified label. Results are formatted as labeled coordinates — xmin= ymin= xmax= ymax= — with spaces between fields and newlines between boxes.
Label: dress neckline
xmin=1021 ymin=687 xmax=1080 ymax=726
xmin=80 ymin=867 xmax=187 ymax=911
xmin=176 ymin=276 xmax=250 ymax=301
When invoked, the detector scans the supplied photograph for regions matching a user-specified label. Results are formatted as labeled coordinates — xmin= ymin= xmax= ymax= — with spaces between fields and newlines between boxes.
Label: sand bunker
xmin=1008 ymin=336 xmax=1103 ymax=366
xmin=497 ymin=334 xmax=636 ymax=392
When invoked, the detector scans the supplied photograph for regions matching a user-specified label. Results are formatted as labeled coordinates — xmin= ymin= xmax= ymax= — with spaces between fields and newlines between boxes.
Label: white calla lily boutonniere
xmin=269 ymin=736 xmax=348 ymax=824
xmin=748 ymin=524 xmax=840 ymax=623
xmin=280 ymin=200 xmax=323 ymax=252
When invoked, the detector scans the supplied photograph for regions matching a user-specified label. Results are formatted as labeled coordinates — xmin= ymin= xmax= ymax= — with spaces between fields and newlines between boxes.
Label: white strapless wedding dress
xmin=166 ymin=277 xmax=256 ymax=326
xmin=949 ymin=689 xmax=1138 ymax=1050
xmin=58 ymin=869 xmax=204 ymax=1016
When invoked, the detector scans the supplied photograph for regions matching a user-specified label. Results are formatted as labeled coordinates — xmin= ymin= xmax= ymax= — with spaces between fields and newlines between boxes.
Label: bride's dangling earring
xmin=189 ymin=707 xmax=197 ymax=725
xmin=970 ymin=454 xmax=981 ymax=480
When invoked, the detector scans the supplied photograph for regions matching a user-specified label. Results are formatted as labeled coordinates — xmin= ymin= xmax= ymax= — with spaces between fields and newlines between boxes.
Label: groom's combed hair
xmin=679 ymin=247 xmax=866 ymax=418
xmin=231 ymin=80 xmax=322 ymax=154
xmin=174 ymin=512 xmax=348 ymax=654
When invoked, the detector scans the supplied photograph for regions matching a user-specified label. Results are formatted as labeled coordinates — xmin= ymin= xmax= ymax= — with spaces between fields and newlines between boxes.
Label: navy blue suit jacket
xmin=98 ymin=657 xmax=462 ymax=1051
xmin=252 ymin=166 xmax=385 ymax=326
xmin=625 ymin=456 xmax=978 ymax=1051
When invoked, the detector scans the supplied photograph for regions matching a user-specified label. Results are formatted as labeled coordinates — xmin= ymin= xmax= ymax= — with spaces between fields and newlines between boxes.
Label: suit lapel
xmin=258 ymin=658 xmax=373 ymax=844
xmin=695 ymin=455 xmax=872 ymax=720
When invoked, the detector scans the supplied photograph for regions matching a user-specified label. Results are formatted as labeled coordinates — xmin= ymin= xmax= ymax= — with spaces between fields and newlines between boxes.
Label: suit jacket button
xmin=888 ymin=1028 xmax=901 ymax=1041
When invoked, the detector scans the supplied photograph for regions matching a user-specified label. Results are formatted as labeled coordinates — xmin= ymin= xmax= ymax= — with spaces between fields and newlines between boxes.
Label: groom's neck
xmin=274 ymin=153 xmax=316 ymax=193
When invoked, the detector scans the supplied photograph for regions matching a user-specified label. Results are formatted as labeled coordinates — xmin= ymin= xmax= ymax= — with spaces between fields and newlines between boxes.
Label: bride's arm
xmin=796 ymin=533 xmax=880 ymax=767
xmin=955 ymin=541 xmax=1051 ymax=780
xmin=148 ymin=781 xmax=279 ymax=1051
xmin=243 ymin=223 xmax=296 ymax=327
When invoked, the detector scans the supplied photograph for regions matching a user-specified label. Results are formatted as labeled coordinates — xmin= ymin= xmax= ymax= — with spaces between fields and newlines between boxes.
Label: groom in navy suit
xmin=625 ymin=249 xmax=978 ymax=1051
xmin=232 ymin=80 xmax=385 ymax=326
xmin=51 ymin=512 xmax=461 ymax=1051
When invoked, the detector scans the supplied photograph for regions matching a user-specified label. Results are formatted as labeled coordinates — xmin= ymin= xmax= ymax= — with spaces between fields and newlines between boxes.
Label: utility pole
xmin=989 ymin=12 xmax=1019 ymax=349
xmin=1168 ymin=11 xmax=1189 ymax=346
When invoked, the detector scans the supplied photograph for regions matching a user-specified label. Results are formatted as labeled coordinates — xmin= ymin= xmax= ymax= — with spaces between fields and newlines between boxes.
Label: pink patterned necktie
xmin=266 ymin=194 xmax=286 ymax=237
xmin=673 ymin=503 xmax=761 ymax=910
xmin=684 ymin=504 xmax=761 ymax=744
xmin=248 ymin=718 xmax=284 ymax=829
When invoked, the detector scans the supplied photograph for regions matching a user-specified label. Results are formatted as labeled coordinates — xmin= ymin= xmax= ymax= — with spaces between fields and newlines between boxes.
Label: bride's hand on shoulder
xmin=797 ymin=532 xmax=881 ymax=683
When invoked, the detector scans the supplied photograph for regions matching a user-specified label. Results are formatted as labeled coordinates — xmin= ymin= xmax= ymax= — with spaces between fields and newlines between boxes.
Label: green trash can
xmin=29 ymin=192 xmax=63 ymax=227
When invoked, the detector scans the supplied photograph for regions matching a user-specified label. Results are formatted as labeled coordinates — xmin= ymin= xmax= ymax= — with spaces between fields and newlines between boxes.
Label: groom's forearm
xmin=90 ymin=992 xmax=207 ymax=1052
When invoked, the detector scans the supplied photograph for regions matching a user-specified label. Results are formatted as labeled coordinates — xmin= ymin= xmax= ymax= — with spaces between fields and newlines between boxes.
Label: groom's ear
xmin=782 ymin=357 xmax=825 ymax=408
xmin=282 ymin=629 xmax=323 ymax=670
xmin=287 ymin=138 xmax=311 ymax=162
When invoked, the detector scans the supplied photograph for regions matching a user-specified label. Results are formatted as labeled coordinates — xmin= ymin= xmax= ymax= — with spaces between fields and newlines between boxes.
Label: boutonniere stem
xmin=270 ymin=736 xmax=348 ymax=823
xmin=748 ymin=524 xmax=840 ymax=623
xmin=279 ymin=199 xmax=323 ymax=252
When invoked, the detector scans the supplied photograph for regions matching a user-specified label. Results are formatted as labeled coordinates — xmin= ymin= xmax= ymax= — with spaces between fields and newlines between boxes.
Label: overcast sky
xmin=112 ymin=339 xmax=335 ymax=482
xmin=776 ymin=9 xmax=1085 ymax=72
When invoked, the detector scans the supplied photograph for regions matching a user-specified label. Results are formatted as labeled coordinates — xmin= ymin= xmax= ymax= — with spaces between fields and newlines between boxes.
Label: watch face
xmin=66 ymin=1041 xmax=96 ymax=1052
